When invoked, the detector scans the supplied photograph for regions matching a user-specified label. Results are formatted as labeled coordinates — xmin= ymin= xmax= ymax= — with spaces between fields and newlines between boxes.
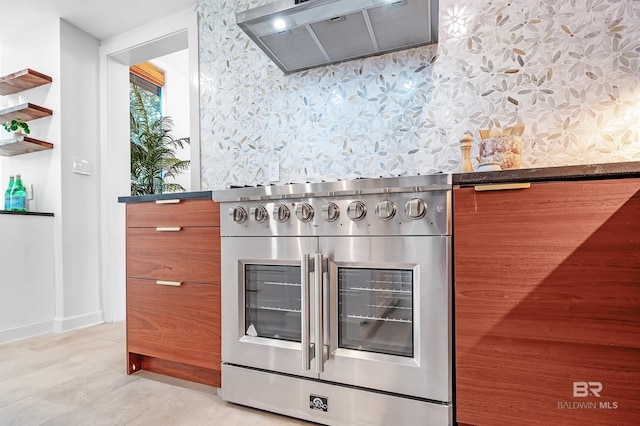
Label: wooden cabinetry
xmin=0 ymin=69 xmax=53 ymax=157
xmin=126 ymin=198 xmax=222 ymax=387
xmin=454 ymin=178 xmax=640 ymax=426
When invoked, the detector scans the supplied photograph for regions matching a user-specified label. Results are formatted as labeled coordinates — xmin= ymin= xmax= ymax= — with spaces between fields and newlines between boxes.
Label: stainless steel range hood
xmin=236 ymin=0 xmax=439 ymax=74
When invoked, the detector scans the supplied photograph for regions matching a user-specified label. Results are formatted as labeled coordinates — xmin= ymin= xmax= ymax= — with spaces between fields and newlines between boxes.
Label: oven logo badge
xmin=309 ymin=395 xmax=328 ymax=412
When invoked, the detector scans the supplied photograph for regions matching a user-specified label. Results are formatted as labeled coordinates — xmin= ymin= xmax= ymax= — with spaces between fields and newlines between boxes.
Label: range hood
xmin=236 ymin=0 xmax=439 ymax=74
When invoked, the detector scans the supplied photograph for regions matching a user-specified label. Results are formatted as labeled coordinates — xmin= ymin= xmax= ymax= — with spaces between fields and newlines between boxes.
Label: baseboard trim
xmin=0 ymin=320 xmax=55 ymax=345
xmin=0 ymin=311 xmax=105 ymax=345
xmin=53 ymin=310 xmax=104 ymax=333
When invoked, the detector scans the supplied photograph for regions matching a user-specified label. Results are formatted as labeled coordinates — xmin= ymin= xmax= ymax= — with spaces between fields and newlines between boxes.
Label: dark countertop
xmin=0 ymin=210 xmax=54 ymax=217
xmin=453 ymin=161 xmax=640 ymax=187
xmin=117 ymin=190 xmax=213 ymax=203
xmin=117 ymin=162 xmax=640 ymax=200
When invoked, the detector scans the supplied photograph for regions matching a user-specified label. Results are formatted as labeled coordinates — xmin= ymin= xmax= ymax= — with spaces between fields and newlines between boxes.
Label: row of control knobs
xmin=229 ymin=199 xmax=427 ymax=223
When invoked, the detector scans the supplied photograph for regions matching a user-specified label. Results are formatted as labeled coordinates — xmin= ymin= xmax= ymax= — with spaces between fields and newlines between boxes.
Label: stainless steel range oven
xmin=213 ymin=175 xmax=452 ymax=425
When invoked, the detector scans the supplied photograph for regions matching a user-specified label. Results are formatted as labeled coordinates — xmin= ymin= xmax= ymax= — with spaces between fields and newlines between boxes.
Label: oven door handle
xmin=301 ymin=254 xmax=311 ymax=371
xmin=314 ymin=253 xmax=325 ymax=373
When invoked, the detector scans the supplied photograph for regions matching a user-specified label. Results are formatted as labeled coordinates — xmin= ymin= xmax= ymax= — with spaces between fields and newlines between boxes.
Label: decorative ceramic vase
xmin=479 ymin=135 xmax=522 ymax=170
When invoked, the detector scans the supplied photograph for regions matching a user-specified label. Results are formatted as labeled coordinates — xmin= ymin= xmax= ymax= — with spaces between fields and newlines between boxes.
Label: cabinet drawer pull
xmin=475 ymin=183 xmax=531 ymax=192
xmin=155 ymin=227 xmax=182 ymax=232
xmin=156 ymin=280 xmax=182 ymax=286
xmin=155 ymin=199 xmax=181 ymax=204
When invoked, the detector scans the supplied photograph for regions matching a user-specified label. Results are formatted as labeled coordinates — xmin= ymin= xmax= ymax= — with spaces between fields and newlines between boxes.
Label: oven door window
xmin=338 ymin=267 xmax=413 ymax=357
xmin=245 ymin=264 xmax=301 ymax=342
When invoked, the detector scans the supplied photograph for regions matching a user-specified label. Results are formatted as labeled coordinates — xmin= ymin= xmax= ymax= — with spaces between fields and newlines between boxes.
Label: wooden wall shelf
xmin=0 ymin=135 xmax=53 ymax=157
xmin=0 ymin=103 xmax=52 ymax=123
xmin=0 ymin=69 xmax=52 ymax=96
xmin=0 ymin=70 xmax=53 ymax=157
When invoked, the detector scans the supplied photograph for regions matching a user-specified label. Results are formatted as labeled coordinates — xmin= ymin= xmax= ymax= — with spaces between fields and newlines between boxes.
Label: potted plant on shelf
xmin=129 ymin=83 xmax=190 ymax=195
xmin=2 ymin=119 xmax=30 ymax=137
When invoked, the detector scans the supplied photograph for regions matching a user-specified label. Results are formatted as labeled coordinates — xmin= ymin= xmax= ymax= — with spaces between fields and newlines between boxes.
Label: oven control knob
xmin=249 ymin=206 xmax=268 ymax=223
xmin=273 ymin=204 xmax=290 ymax=223
xmin=321 ymin=202 xmax=340 ymax=222
xmin=347 ymin=201 xmax=367 ymax=221
xmin=405 ymin=198 xmax=428 ymax=219
xmin=295 ymin=203 xmax=314 ymax=222
xmin=375 ymin=200 xmax=396 ymax=221
xmin=229 ymin=206 xmax=247 ymax=223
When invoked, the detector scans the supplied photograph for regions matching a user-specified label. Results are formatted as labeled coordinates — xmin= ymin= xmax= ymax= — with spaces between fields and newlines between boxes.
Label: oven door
xmin=318 ymin=236 xmax=451 ymax=402
xmin=222 ymin=236 xmax=319 ymax=378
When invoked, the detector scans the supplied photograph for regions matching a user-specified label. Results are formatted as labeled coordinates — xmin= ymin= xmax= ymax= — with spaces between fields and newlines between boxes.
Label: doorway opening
xmin=130 ymin=51 xmax=192 ymax=195
xmin=99 ymin=11 xmax=200 ymax=323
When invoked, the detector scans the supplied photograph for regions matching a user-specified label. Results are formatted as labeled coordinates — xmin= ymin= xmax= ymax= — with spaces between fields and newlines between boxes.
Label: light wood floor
xmin=0 ymin=322 xmax=309 ymax=425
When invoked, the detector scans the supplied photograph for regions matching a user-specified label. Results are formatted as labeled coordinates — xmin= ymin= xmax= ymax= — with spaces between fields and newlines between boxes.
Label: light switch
xmin=73 ymin=157 xmax=91 ymax=175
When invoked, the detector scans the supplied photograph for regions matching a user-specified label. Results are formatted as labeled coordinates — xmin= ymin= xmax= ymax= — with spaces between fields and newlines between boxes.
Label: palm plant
xmin=130 ymin=83 xmax=190 ymax=195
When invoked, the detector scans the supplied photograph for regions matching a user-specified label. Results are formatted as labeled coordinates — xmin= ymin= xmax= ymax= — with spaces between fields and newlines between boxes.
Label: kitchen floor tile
xmin=0 ymin=322 xmax=315 ymax=425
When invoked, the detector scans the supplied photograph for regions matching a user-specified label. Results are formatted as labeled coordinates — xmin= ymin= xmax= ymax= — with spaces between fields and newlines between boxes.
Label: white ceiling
xmin=0 ymin=0 xmax=199 ymax=42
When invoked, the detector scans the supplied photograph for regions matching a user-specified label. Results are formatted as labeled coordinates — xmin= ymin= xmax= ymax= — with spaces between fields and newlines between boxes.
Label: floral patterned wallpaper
xmin=197 ymin=0 xmax=640 ymax=188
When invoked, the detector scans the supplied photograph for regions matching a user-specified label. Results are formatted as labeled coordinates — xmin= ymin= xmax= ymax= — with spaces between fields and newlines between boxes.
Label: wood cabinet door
xmin=126 ymin=198 xmax=220 ymax=228
xmin=127 ymin=279 xmax=221 ymax=370
xmin=126 ymin=227 xmax=221 ymax=284
xmin=454 ymin=178 xmax=640 ymax=426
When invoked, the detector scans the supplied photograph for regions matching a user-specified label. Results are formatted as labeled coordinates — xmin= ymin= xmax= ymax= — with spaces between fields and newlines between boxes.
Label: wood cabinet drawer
xmin=126 ymin=198 xmax=220 ymax=228
xmin=127 ymin=227 xmax=221 ymax=284
xmin=127 ymin=278 xmax=221 ymax=370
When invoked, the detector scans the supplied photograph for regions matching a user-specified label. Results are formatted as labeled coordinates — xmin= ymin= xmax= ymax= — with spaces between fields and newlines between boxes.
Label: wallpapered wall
xmin=197 ymin=0 xmax=640 ymax=188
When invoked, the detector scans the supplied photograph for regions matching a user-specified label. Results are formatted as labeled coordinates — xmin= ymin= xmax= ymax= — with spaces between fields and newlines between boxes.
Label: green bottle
xmin=10 ymin=174 xmax=26 ymax=212
xmin=4 ymin=175 xmax=14 ymax=211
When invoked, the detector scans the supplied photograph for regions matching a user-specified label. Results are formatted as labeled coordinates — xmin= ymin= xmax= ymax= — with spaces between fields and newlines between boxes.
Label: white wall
xmin=0 ymin=214 xmax=55 ymax=344
xmin=0 ymin=19 xmax=63 ymax=342
xmin=100 ymin=56 xmax=129 ymax=323
xmin=0 ymin=19 xmax=103 ymax=341
xmin=151 ymin=49 xmax=191 ymax=192
xmin=0 ymin=19 xmax=61 ymax=214
xmin=58 ymin=20 xmax=102 ymax=328
xmin=1 ymin=10 xmax=199 ymax=335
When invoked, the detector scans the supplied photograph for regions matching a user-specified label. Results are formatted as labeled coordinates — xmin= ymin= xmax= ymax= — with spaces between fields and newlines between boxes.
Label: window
xmin=129 ymin=60 xmax=190 ymax=195
xmin=129 ymin=62 xmax=164 ymax=128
